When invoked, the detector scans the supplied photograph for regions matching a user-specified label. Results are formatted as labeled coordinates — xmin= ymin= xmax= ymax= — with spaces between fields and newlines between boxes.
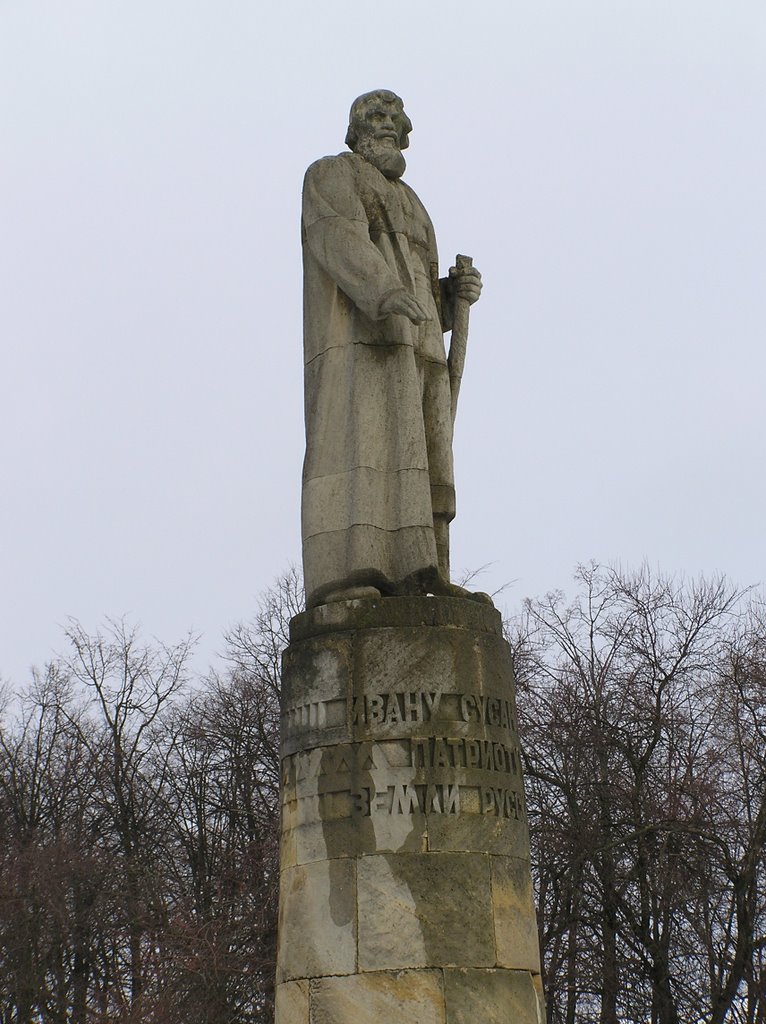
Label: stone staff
xmin=448 ymin=252 xmax=474 ymax=425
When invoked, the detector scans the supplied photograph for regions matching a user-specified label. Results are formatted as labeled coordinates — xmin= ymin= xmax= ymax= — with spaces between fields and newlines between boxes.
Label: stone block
xmin=284 ymin=811 xmax=428 ymax=866
xmin=274 ymin=979 xmax=309 ymax=1024
xmin=474 ymin=630 xmax=516 ymax=691
xmin=280 ymin=822 xmax=298 ymax=869
xmin=426 ymin=810 xmax=529 ymax=858
xmin=281 ymin=636 xmax=352 ymax=755
xmin=277 ymin=859 xmax=356 ymax=981
xmin=357 ymin=852 xmax=495 ymax=970
xmin=443 ymin=968 xmax=542 ymax=1024
xmin=533 ymin=974 xmax=546 ymax=1021
xmin=289 ymin=595 xmax=502 ymax=643
xmin=490 ymin=856 xmax=542 ymax=972
xmin=351 ymin=626 xmax=467 ymax=740
xmin=311 ymin=970 xmax=445 ymax=1024
xmin=284 ymin=742 xmax=385 ymax=806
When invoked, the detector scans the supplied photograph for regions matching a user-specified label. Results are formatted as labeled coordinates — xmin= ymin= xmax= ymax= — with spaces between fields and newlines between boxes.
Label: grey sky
xmin=2 ymin=1 xmax=765 ymax=685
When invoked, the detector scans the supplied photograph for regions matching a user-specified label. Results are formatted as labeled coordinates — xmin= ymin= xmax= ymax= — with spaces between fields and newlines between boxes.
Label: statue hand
xmin=379 ymin=289 xmax=432 ymax=324
xmin=449 ymin=264 xmax=482 ymax=305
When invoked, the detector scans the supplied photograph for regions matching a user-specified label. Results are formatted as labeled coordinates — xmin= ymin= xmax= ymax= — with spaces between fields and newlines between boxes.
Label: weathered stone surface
xmin=443 ymin=968 xmax=543 ymax=1024
xmin=284 ymin=812 xmax=428 ymax=866
xmin=273 ymin=979 xmax=309 ymax=1024
xmin=281 ymin=634 xmax=353 ymax=706
xmin=426 ymin=808 xmax=529 ymax=858
xmin=357 ymin=852 xmax=495 ymax=970
xmin=491 ymin=856 xmax=542 ymax=972
xmin=290 ymin=594 xmax=501 ymax=643
xmin=352 ymin=626 xmax=467 ymax=733
xmin=532 ymin=974 xmax=546 ymax=1021
xmin=281 ymin=635 xmax=352 ymax=755
xmin=277 ymin=860 xmax=356 ymax=981
xmin=311 ymin=970 xmax=445 ymax=1024
xmin=279 ymin=821 xmax=298 ymax=870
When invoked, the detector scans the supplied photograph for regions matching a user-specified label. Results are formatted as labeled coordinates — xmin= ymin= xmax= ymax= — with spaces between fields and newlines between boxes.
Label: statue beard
xmin=356 ymin=136 xmax=406 ymax=179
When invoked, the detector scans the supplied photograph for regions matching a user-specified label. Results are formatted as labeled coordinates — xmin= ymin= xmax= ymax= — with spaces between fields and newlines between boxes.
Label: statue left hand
xmin=449 ymin=264 xmax=482 ymax=305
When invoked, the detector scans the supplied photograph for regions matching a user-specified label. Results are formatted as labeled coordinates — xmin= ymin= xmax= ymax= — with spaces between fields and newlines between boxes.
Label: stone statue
xmin=301 ymin=89 xmax=484 ymax=609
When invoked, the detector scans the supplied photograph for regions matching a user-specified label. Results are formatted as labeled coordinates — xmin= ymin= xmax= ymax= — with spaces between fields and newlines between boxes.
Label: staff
xmin=447 ymin=253 xmax=473 ymax=425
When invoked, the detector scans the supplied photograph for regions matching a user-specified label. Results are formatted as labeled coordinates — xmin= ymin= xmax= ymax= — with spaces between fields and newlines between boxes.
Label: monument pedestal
xmin=275 ymin=597 xmax=544 ymax=1023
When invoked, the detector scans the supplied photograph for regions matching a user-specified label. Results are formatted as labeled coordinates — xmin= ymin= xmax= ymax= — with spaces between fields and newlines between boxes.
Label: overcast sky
xmin=2 ymin=0 xmax=764 ymax=685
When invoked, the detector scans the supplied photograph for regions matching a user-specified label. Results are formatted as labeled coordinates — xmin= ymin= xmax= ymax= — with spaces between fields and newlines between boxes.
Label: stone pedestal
xmin=275 ymin=597 xmax=544 ymax=1024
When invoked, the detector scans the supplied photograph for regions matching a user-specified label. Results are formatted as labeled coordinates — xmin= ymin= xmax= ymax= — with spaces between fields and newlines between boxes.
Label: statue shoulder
xmin=302 ymin=153 xmax=372 ymax=223
xmin=303 ymin=151 xmax=361 ymax=186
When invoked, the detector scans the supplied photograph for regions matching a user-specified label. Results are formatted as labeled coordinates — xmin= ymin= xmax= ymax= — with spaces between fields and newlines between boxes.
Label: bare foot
xmin=412 ymin=569 xmax=494 ymax=605
xmin=432 ymin=580 xmax=493 ymax=605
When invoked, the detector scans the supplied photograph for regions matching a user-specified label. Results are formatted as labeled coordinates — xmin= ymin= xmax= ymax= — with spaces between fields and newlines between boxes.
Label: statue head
xmin=345 ymin=90 xmax=412 ymax=179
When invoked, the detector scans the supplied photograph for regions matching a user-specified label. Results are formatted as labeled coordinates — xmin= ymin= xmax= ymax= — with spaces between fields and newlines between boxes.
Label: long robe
xmin=301 ymin=151 xmax=454 ymax=607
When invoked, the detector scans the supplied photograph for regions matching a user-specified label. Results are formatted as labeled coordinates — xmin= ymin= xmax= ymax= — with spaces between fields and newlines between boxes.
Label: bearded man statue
xmin=300 ymin=90 xmax=484 ymax=608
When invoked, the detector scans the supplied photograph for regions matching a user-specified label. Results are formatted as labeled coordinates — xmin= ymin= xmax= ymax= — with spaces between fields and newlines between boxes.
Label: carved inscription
xmin=353 ymin=783 xmax=460 ymax=817
xmin=281 ymin=739 xmax=526 ymax=828
xmin=352 ymin=691 xmax=441 ymax=725
xmin=349 ymin=689 xmax=517 ymax=735
xmin=283 ymin=699 xmax=327 ymax=731
xmin=411 ymin=736 xmax=520 ymax=775
xmin=282 ymin=741 xmax=380 ymax=785
xmin=460 ymin=694 xmax=517 ymax=732
xmin=481 ymin=786 xmax=524 ymax=819
xmin=349 ymin=783 xmax=520 ymax=820
xmin=283 ymin=690 xmax=519 ymax=740
xmin=281 ymin=686 xmax=526 ymax=829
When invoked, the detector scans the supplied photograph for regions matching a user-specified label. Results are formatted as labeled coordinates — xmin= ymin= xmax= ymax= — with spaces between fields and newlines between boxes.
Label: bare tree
xmin=509 ymin=564 xmax=766 ymax=1024
xmin=6 ymin=564 xmax=759 ymax=1024
xmin=60 ymin=618 xmax=195 ymax=1020
xmin=0 ymin=665 xmax=111 ymax=1024
xmin=0 ymin=588 xmax=288 ymax=1024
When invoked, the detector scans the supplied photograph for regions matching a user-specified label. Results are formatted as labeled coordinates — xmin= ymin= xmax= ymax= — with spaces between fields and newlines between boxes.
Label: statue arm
xmin=440 ymin=268 xmax=483 ymax=332
xmin=302 ymin=158 xmax=404 ymax=320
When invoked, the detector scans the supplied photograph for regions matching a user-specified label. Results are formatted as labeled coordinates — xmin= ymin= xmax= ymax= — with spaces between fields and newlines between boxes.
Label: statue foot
xmin=432 ymin=580 xmax=494 ymax=605
xmin=406 ymin=568 xmax=494 ymax=605
xmin=320 ymin=585 xmax=382 ymax=605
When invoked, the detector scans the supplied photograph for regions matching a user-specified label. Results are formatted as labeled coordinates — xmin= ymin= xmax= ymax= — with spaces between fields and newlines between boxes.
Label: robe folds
xmin=301 ymin=151 xmax=455 ymax=607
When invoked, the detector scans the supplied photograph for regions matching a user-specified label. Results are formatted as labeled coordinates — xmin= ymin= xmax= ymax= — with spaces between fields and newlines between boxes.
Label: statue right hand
xmin=379 ymin=289 xmax=432 ymax=324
